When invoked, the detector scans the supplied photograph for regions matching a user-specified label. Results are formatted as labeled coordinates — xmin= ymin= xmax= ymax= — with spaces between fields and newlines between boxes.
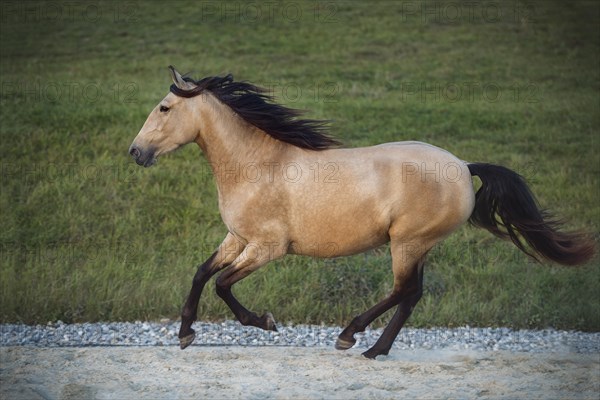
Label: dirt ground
xmin=1 ymin=346 xmax=598 ymax=399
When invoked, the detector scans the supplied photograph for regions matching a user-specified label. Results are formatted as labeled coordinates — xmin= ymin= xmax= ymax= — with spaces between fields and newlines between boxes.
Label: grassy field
xmin=0 ymin=1 xmax=598 ymax=330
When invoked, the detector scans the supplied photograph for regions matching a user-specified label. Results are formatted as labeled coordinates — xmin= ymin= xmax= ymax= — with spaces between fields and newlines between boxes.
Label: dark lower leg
xmin=178 ymin=252 xmax=219 ymax=346
xmin=362 ymin=295 xmax=419 ymax=359
xmin=362 ymin=263 xmax=424 ymax=359
xmin=336 ymin=293 xmax=401 ymax=349
xmin=216 ymin=284 xmax=277 ymax=331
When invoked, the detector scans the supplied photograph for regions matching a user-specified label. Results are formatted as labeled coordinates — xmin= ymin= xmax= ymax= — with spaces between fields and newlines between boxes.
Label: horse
xmin=128 ymin=66 xmax=596 ymax=359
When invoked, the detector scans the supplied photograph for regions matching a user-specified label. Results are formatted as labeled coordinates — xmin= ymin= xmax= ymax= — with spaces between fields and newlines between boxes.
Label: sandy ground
xmin=1 ymin=346 xmax=598 ymax=399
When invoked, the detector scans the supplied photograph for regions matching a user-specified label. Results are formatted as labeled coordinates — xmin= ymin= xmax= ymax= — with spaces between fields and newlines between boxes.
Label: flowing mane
xmin=169 ymin=74 xmax=341 ymax=150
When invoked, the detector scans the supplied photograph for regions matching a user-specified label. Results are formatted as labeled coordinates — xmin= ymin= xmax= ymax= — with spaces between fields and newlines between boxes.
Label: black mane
xmin=169 ymin=74 xmax=341 ymax=150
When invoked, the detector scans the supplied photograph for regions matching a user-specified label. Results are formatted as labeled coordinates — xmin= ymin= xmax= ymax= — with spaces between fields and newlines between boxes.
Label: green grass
xmin=0 ymin=1 xmax=598 ymax=330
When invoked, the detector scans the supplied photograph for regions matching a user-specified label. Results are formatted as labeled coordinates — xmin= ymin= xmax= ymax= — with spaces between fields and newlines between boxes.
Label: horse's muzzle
xmin=129 ymin=145 xmax=157 ymax=168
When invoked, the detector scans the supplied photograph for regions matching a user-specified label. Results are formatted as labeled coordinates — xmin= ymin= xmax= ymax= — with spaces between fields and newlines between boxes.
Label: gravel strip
xmin=1 ymin=321 xmax=598 ymax=353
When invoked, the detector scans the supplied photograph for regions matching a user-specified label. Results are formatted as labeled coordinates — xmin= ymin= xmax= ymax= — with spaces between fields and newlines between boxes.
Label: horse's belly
xmin=288 ymin=235 xmax=390 ymax=257
xmin=287 ymin=208 xmax=391 ymax=257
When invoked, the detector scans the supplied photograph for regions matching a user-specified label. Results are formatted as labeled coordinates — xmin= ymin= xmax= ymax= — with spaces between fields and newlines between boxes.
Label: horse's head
xmin=129 ymin=66 xmax=200 ymax=167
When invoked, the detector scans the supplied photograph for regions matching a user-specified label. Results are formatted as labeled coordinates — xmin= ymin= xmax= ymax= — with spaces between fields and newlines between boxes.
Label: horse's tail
xmin=467 ymin=162 xmax=596 ymax=266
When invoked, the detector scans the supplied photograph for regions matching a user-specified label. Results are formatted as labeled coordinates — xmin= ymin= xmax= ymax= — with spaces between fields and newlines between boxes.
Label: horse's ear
xmin=168 ymin=65 xmax=194 ymax=90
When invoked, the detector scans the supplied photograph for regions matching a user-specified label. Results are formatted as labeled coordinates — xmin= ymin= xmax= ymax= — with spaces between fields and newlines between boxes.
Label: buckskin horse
xmin=129 ymin=66 xmax=595 ymax=358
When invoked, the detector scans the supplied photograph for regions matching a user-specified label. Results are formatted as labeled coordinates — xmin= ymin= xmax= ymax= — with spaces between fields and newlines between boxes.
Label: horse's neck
xmin=194 ymin=95 xmax=287 ymax=186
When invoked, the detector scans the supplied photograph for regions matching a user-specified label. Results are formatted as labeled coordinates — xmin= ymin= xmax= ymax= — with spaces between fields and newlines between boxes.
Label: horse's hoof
xmin=362 ymin=348 xmax=388 ymax=359
xmin=263 ymin=312 xmax=278 ymax=332
xmin=362 ymin=349 xmax=378 ymax=359
xmin=335 ymin=337 xmax=356 ymax=350
xmin=179 ymin=333 xmax=196 ymax=350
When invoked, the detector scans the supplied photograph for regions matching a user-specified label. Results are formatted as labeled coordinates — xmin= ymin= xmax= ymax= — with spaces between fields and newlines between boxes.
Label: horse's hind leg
xmin=362 ymin=259 xmax=424 ymax=359
xmin=336 ymin=241 xmax=427 ymax=353
xmin=336 ymin=288 xmax=405 ymax=351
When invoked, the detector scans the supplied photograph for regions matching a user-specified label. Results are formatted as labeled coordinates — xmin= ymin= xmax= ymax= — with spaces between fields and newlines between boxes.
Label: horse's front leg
xmin=215 ymin=242 xmax=286 ymax=331
xmin=178 ymin=233 xmax=243 ymax=349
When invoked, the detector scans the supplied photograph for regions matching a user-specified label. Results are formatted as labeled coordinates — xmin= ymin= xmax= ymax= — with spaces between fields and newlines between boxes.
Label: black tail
xmin=467 ymin=163 xmax=596 ymax=266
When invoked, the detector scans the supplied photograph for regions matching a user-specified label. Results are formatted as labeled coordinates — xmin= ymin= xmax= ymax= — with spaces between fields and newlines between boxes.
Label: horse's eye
xmin=159 ymin=105 xmax=170 ymax=113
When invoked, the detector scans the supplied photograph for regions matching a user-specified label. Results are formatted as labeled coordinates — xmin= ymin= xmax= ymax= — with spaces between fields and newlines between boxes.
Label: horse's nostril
xmin=130 ymin=147 xmax=140 ymax=159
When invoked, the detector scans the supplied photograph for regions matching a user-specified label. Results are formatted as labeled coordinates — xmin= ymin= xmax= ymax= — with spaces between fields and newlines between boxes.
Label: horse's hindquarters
xmin=284 ymin=143 xmax=475 ymax=258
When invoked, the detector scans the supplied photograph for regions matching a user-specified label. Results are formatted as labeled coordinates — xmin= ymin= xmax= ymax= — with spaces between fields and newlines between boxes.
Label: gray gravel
xmin=1 ymin=321 xmax=598 ymax=353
